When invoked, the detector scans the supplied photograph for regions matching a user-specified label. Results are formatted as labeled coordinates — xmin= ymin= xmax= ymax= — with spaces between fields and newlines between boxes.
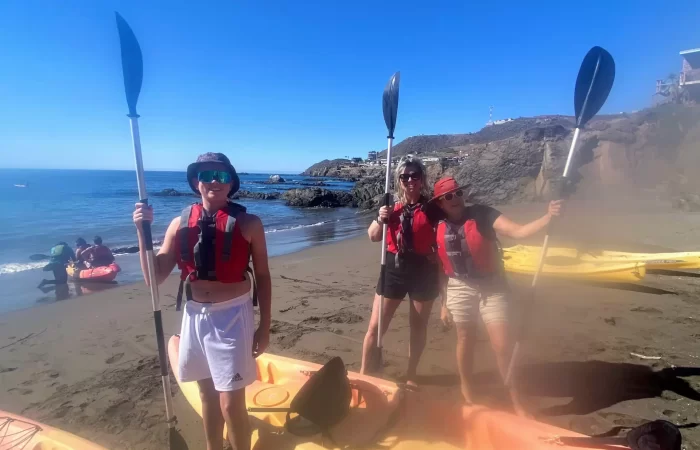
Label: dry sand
xmin=1 ymin=201 xmax=700 ymax=449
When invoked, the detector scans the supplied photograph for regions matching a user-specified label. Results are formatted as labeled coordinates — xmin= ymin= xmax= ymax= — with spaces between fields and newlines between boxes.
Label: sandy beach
xmin=2 ymin=199 xmax=700 ymax=449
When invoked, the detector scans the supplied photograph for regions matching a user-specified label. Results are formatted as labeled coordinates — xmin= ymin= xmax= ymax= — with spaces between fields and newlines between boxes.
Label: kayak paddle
xmin=115 ymin=12 xmax=185 ymax=449
xmin=505 ymin=46 xmax=615 ymax=386
xmin=371 ymin=72 xmax=400 ymax=372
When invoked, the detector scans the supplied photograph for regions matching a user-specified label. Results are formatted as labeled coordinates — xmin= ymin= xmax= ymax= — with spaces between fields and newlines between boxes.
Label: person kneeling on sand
xmin=360 ymin=156 xmax=443 ymax=385
xmin=38 ymin=241 xmax=75 ymax=288
xmin=431 ymin=177 xmax=562 ymax=416
xmin=133 ymin=152 xmax=271 ymax=450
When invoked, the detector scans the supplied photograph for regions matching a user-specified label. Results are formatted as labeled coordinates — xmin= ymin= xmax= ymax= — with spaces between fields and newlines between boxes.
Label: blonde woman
xmin=360 ymin=156 xmax=443 ymax=385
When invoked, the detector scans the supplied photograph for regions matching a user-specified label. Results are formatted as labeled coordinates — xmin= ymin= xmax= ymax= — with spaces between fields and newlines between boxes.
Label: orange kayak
xmin=67 ymin=263 xmax=121 ymax=282
xmin=168 ymin=335 xmax=617 ymax=450
xmin=0 ymin=410 xmax=107 ymax=449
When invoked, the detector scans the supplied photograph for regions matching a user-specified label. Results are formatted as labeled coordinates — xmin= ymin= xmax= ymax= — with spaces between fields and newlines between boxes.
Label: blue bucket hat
xmin=186 ymin=152 xmax=241 ymax=197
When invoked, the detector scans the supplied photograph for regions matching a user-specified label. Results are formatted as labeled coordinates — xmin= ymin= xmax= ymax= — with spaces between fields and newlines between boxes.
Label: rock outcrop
xmin=282 ymin=188 xmax=353 ymax=208
xmin=269 ymin=175 xmax=286 ymax=183
xmin=232 ymin=190 xmax=280 ymax=200
xmin=301 ymin=159 xmax=383 ymax=180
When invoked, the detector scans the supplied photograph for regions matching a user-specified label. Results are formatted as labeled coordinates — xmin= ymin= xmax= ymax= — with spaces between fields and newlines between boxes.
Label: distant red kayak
xmin=67 ymin=262 xmax=121 ymax=282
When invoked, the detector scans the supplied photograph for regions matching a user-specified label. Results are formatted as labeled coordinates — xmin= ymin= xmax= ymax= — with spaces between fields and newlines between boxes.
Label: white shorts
xmin=446 ymin=277 xmax=508 ymax=325
xmin=178 ymin=293 xmax=256 ymax=392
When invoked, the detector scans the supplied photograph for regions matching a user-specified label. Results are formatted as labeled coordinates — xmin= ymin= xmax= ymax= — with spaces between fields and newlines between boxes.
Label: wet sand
xmin=1 ymin=200 xmax=700 ymax=449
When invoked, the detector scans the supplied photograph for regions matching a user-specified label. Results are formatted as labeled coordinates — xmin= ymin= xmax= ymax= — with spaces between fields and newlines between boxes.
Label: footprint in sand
xmin=112 ymin=341 xmax=122 ymax=348
xmin=134 ymin=334 xmax=146 ymax=342
xmin=0 ymin=366 xmax=17 ymax=373
xmin=105 ymin=353 xmax=125 ymax=364
xmin=8 ymin=388 xmax=33 ymax=395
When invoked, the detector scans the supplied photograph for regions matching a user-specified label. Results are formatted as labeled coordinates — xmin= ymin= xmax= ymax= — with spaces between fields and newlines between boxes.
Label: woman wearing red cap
xmin=360 ymin=156 xmax=443 ymax=385
xmin=133 ymin=153 xmax=271 ymax=450
xmin=432 ymin=176 xmax=561 ymax=415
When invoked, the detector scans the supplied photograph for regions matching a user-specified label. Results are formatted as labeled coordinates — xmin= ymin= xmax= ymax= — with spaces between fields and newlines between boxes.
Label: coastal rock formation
xmin=232 ymin=190 xmax=280 ymax=200
xmin=307 ymin=104 xmax=700 ymax=209
xmin=350 ymin=174 xmax=384 ymax=210
xmin=301 ymin=159 xmax=383 ymax=180
xmin=282 ymin=188 xmax=353 ymax=208
xmin=153 ymin=188 xmax=280 ymax=201
xmin=154 ymin=188 xmax=196 ymax=197
xmin=445 ymin=124 xmax=583 ymax=205
xmin=269 ymin=175 xmax=286 ymax=183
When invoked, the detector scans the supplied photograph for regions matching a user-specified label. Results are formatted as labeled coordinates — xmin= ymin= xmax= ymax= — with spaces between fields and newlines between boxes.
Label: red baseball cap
xmin=431 ymin=177 xmax=466 ymax=202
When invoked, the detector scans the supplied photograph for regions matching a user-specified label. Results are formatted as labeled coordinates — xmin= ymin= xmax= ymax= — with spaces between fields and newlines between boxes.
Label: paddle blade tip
xmin=115 ymin=11 xmax=144 ymax=117
xmin=382 ymin=72 xmax=401 ymax=137
xmin=574 ymin=46 xmax=616 ymax=127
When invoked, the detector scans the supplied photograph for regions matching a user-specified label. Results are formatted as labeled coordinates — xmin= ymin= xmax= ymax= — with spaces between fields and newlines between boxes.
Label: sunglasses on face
xmin=441 ymin=190 xmax=464 ymax=201
xmin=399 ymin=172 xmax=421 ymax=182
xmin=198 ymin=170 xmax=232 ymax=184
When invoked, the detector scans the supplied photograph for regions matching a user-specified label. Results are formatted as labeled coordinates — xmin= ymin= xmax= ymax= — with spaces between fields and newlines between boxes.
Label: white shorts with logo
xmin=178 ymin=293 xmax=256 ymax=392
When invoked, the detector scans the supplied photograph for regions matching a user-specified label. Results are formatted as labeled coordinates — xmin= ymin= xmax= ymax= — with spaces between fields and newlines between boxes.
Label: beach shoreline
xmin=2 ymin=203 xmax=700 ymax=449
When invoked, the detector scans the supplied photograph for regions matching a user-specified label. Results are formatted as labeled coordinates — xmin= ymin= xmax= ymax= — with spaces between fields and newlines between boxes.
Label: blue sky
xmin=1 ymin=1 xmax=699 ymax=173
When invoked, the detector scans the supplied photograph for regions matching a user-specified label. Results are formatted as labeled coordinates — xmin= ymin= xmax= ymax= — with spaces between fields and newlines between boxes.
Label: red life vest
xmin=174 ymin=202 xmax=250 ymax=283
xmin=385 ymin=201 xmax=436 ymax=256
xmin=436 ymin=219 xmax=501 ymax=279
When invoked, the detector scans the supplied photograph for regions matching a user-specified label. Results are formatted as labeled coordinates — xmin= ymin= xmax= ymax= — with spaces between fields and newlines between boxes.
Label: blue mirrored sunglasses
xmin=198 ymin=170 xmax=232 ymax=183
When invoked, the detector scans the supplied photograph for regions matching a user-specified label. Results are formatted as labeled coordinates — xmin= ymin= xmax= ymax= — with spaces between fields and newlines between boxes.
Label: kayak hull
xmin=0 ymin=410 xmax=107 ymax=450
xmin=505 ymin=245 xmax=700 ymax=270
xmin=167 ymin=335 xmax=613 ymax=450
xmin=503 ymin=254 xmax=646 ymax=282
xmin=67 ymin=263 xmax=121 ymax=282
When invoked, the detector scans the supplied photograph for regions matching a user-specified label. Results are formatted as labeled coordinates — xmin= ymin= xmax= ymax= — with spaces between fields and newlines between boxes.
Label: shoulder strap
xmin=221 ymin=204 xmax=246 ymax=262
xmin=178 ymin=205 xmax=195 ymax=262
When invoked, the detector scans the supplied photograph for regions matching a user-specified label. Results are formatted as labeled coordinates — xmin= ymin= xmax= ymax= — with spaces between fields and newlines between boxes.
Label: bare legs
xmin=453 ymin=320 xmax=527 ymax=416
xmin=360 ymin=294 xmax=402 ymax=374
xmin=198 ymin=379 xmax=251 ymax=450
xmin=406 ymin=299 xmax=435 ymax=385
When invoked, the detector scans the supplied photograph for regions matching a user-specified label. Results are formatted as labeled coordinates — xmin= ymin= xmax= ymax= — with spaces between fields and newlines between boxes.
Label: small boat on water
xmin=67 ymin=262 xmax=121 ymax=282
xmin=14 ymin=183 xmax=27 ymax=188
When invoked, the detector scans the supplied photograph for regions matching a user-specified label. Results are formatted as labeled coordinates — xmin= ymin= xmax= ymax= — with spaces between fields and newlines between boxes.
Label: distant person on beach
xmin=74 ymin=238 xmax=90 ymax=267
xmin=431 ymin=176 xmax=562 ymax=416
xmin=360 ymin=156 xmax=442 ymax=386
xmin=83 ymin=236 xmax=115 ymax=268
xmin=37 ymin=242 xmax=75 ymax=288
xmin=133 ymin=152 xmax=271 ymax=450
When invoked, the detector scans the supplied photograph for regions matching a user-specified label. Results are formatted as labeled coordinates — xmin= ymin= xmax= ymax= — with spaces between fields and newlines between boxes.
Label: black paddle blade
xmin=115 ymin=12 xmax=143 ymax=118
xmin=574 ymin=46 xmax=615 ymax=128
xmin=626 ymin=420 xmax=681 ymax=450
xmin=382 ymin=72 xmax=401 ymax=138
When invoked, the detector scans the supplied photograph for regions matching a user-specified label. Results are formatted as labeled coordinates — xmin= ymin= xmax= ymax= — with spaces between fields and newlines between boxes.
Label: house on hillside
xmin=656 ymin=48 xmax=700 ymax=103
xmin=680 ymin=48 xmax=700 ymax=101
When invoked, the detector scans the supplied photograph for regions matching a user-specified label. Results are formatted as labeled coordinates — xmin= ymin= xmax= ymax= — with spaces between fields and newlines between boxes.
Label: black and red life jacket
xmin=173 ymin=202 xmax=256 ymax=310
xmin=385 ymin=199 xmax=436 ymax=257
xmin=436 ymin=218 xmax=502 ymax=279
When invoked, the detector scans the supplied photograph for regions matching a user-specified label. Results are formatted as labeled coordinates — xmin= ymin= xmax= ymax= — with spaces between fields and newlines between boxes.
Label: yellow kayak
xmin=502 ymin=252 xmax=646 ymax=282
xmin=168 ymin=335 xmax=621 ymax=450
xmin=504 ymin=245 xmax=700 ymax=270
xmin=0 ymin=410 xmax=107 ymax=450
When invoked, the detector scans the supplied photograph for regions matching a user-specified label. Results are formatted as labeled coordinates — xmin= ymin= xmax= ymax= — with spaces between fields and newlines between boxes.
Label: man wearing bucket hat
xmin=133 ymin=152 xmax=271 ymax=450
xmin=431 ymin=176 xmax=561 ymax=416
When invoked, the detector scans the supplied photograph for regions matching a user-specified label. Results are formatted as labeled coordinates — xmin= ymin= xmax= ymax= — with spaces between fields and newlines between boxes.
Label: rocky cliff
xmin=308 ymin=104 xmax=700 ymax=210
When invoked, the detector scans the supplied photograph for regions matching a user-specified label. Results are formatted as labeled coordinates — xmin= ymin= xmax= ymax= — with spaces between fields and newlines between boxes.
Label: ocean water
xmin=0 ymin=169 xmax=370 ymax=314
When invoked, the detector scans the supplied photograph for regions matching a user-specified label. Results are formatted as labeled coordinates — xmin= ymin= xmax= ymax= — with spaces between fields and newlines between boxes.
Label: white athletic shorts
xmin=178 ymin=293 xmax=256 ymax=392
